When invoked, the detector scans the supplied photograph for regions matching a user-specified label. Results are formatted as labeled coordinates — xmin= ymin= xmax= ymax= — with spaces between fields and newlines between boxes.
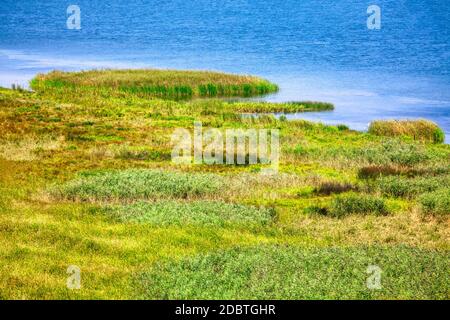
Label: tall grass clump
xmin=313 ymin=181 xmax=358 ymax=195
xmin=31 ymin=69 xmax=279 ymax=99
xmin=107 ymin=200 xmax=275 ymax=227
xmin=306 ymin=193 xmax=389 ymax=218
xmin=51 ymin=169 xmax=224 ymax=201
xmin=368 ymin=119 xmax=445 ymax=143
xmin=418 ymin=189 xmax=450 ymax=217
xmin=364 ymin=140 xmax=430 ymax=167
xmin=114 ymin=146 xmax=172 ymax=161
xmin=136 ymin=245 xmax=449 ymax=299
xmin=224 ymin=101 xmax=334 ymax=113
xmin=358 ymin=165 xmax=404 ymax=179
xmin=375 ymin=176 xmax=448 ymax=198
xmin=329 ymin=194 xmax=389 ymax=217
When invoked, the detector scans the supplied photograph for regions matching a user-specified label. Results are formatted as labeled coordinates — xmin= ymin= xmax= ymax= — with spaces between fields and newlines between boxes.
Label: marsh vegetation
xmin=369 ymin=119 xmax=445 ymax=144
xmin=0 ymin=69 xmax=448 ymax=299
xmin=31 ymin=69 xmax=279 ymax=99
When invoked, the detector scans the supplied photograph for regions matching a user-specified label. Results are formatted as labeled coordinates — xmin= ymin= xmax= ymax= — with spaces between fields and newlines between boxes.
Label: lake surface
xmin=1 ymin=0 xmax=449 ymax=142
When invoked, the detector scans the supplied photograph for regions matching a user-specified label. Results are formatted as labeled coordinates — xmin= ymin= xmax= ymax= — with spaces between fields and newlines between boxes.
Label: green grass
xmin=369 ymin=119 xmax=445 ymax=143
xmin=107 ymin=200 xmax=275 ymax=227
xmin=308 ymin=193 xmax=389 ymax=218
xmin=31 ymin=69 xmax=279 ymax=99
xmin=330 ymin=194 xmax=389 ymax=217
xmin=114 ymin=147 xmax=172 ymax=161
xmin=51 ymin=169 xmax=224 ymax=201
xmin=136 ymin=245 xmax=449 ymax=299
xmin=375 ymin=176 xmax=448 ymax=198
xmin=363 ymin=140 xmax=431 ymax=167
xmin=223 ymin=101 xmax=334 ymax=113
xmin=419 ymin=188 xmax=450 ymax=217
xmin=0 ymin=70 xmax=449 ymax=299
xmin=296 ymin=139 xmax=434 ymax=169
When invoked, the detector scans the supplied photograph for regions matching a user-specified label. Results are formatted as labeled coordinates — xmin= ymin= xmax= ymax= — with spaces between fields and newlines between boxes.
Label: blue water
xmin=1 ymin=0 xmax=449 ymax=141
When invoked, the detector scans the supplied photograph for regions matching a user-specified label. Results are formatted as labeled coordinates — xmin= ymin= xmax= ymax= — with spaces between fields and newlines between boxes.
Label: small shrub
xmin=330 ymin=193 xmax=389 ymax=217
xmin=358 ymin=165 xmax=402 ymax=179
xmin=387 ymin=147 xmax=429 ymax=166
xmin=314 ymin=181 xmax=357 ymax=195
xmin=292 ymin=145 xmax=307 ymax=156
xmin=305 ymin=194 xmax=389 ymax=218
xmin=337 ymin=124 xmax=349 ymax=131
xmin=418 ymin=189 xmax=450 ymax=217
xmin=368 ymin=119 xmax=445 ymax=144
xmin=304 ymin=205 xmax=329 ymax=216
xmin=433 ymin=128 xmax=445 ymax=144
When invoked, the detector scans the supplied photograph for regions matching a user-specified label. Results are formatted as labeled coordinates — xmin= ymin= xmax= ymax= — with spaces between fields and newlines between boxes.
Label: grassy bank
xmin=0 ymin=70 xmax=449 ymax=299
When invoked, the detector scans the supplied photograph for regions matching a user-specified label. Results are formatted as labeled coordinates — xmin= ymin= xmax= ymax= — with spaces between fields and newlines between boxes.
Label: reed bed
xmin=31 ymin=69 xmax=279 ymax=99
xmin=223 ymin=101 xmax=334 ymax=113
xmin=368 ymin=119 xmax=445 ymax=143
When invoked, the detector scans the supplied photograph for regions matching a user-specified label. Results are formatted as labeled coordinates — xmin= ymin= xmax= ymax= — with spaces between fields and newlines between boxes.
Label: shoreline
xmin=1 ymin=49 xmax=448 ymax=142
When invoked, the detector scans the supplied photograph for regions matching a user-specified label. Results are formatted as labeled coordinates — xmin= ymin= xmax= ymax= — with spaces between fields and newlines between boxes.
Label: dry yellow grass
xmin=35 ymin=69 xmax=267 ymax=86
xmin=368 ymin=119 xmax=445 ymax=143
xmin=0 ymin=135 xmax=64 ymax=161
